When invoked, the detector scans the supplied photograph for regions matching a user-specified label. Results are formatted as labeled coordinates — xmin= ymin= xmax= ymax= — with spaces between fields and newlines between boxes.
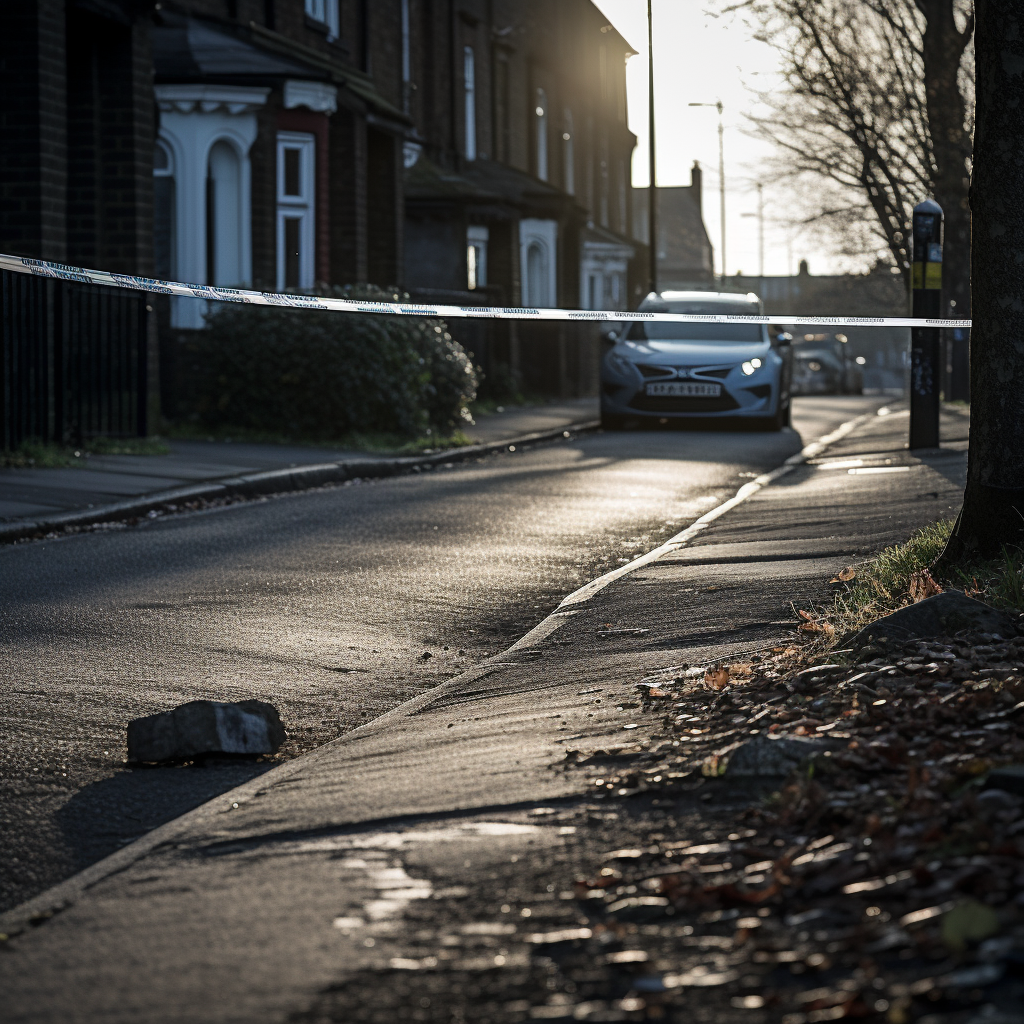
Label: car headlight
xmin=741 ymin=357 xmax=762 ymax=376
xmin=607 ymin=353 xmax=636 ymax=379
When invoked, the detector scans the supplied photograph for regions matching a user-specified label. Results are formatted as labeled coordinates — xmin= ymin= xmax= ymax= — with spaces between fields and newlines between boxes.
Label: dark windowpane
xmin=154 ymin=176 xmax=175 ymax=280
xmin=205 ymin=176 xmax=216 ymax=284
xmin=284 ymin=218 xmax=301 ymax=288
xmin=284 ymin=148 xmax=301 ymax=196
xmin=494 ymin=58 xmax=509 ymax=163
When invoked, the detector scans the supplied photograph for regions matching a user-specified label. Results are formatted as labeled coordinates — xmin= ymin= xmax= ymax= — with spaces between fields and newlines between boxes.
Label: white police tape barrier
xmin=0 ymin=253 xmax=973 ymax=329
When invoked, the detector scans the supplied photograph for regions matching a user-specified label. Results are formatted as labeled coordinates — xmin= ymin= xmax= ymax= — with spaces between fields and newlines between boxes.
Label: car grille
xmin=628 ymin=393 xmax=740 ymax=413
xmin=634 ymin=364 xmax=732 ymax=380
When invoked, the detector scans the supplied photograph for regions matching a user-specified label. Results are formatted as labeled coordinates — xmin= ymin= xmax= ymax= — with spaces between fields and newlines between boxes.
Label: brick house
xmin=399 ymin=0 xmax=640 ymax=394
xmin=1 ymin=0 xmax=643 ymax=410
xmin=632 ymin=162 xmax=715 ymax=290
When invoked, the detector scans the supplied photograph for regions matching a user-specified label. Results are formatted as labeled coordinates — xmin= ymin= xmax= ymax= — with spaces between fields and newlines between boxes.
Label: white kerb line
xmin=0 ymin=253 xmax=973 ymax=330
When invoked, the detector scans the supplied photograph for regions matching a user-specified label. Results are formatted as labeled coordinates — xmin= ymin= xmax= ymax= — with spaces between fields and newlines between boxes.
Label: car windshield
xmin=626 ymin=301 xmax=764 ymax=342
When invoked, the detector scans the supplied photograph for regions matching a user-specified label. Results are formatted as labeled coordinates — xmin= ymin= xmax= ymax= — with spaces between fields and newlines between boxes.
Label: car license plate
xmin=645 ymin=381 xmax=722 ymax=397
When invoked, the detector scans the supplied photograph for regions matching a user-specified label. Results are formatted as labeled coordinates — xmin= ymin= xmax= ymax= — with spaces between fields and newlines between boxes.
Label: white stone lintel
xmin=283 ymin=80 xmax=338 ymax=114
xmin=155 ymin=84 xmax=270 ymax=115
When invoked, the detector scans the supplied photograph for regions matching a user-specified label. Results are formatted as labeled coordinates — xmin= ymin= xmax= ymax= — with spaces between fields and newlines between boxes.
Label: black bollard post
xmin=909 ymin=199 xmax=943 ymax=450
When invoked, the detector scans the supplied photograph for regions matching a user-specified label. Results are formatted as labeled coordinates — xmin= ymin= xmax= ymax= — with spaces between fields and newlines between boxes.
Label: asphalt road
xmin=0 ymin=396 xmax=879 ymax=913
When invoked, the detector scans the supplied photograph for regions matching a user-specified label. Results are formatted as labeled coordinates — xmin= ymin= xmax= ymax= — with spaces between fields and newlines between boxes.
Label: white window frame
xmin=463 ymin=46 xmax=477 ymax=160
xmin=304 ymin=0 xmax=339 ymax=41
xmin=467 ymin=225 xmax=488 ymax=290
xmin=276 ymin=132 xmax=316 ymax=291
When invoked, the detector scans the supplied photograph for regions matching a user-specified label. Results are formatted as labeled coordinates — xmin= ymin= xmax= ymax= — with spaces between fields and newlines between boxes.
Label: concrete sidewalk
xmin=0 ymin=397 xmax=598 ymax=523
xmin=0 ymin=405 xmax=969 ymax=1024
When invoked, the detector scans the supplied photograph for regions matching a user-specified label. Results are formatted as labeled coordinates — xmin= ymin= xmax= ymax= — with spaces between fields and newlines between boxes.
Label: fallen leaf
xmin=704 ymin=667 xmax=730 ymax=690
xmin=908 ymin=568 xmax=943 ymax=603
xmin=830 ymin=566 xmax=857 ymax=583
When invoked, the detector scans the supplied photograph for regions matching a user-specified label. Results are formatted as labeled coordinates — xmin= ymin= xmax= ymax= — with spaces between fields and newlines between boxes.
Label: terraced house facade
xmin=1 ymin=0 xmax=643 ymax=405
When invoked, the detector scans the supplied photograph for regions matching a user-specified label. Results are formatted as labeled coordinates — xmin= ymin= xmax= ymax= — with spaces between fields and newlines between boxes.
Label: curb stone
xmin=0 ymin=419 xmax=600 ymax=544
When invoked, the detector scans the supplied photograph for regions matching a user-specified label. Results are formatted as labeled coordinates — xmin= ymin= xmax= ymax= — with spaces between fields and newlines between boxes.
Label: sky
xmin=592 ymin=0 xmax=841 ymax=278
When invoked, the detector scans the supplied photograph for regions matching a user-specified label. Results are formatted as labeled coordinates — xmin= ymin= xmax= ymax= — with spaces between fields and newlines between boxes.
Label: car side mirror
xmin=774 ymin=332 xmax=793 ymax=347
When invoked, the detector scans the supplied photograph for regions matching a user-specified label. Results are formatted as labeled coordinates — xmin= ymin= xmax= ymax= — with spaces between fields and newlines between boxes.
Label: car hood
xmin=616 ymin=340 xmax=772 ymax=363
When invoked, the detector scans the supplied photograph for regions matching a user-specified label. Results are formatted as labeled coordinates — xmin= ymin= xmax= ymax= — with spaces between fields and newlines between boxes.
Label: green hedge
xmin=191 ymin=285 xmax=478 ymax=439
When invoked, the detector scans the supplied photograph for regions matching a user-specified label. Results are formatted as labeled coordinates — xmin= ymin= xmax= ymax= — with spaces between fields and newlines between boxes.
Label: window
xmin=562 ymin=109 xmax=575 ymax=195
xmin=467 ymin=225 xmax=488 ymax=290
xmin=207 ymin=140 xmax=243 ymax=286
xmin=276 ymin=132 xmax=315 ymax=290
xmin=305 ymin=0 xmax=339 ymax=40
xmin=153 ymin=140 xmax=176 ymax=281
xmin=599 ymin=131 xmax=609 ymax=227
xmin=463 ymin=46 xmax=477 ymax=160
xmin=494 ymin=55 xmax=509 ymax=163
xmin=618 ymin=158 xmax=627 ymax=232
xmin=535 ymin=87 xmax=548 ymax=181
xmin=401 ymin=0 xmax=411 ymax=112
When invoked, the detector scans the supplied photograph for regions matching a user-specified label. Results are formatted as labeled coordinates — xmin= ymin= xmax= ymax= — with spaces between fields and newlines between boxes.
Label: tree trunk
xmin=939 ymin=0 xmax=1024 ymax=561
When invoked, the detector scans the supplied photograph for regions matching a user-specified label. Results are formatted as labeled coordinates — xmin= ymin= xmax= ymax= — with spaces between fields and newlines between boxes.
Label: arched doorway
xmin=206 ymin=140 xmax=243 ymax=286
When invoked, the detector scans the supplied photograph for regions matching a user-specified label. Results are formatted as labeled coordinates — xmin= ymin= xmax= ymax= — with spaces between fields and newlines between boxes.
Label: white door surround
xmin=519 ymin=218 xmax=558 ymax=308
xmin=155 ymin=84 xmax=268 ymax=328
xmin=580 ymin=239 xmax=632 ymax=310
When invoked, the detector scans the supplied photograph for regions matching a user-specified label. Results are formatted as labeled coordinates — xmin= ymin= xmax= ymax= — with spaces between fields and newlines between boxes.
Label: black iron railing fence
xmin=1 ymin=269 xmax=148 ymax=450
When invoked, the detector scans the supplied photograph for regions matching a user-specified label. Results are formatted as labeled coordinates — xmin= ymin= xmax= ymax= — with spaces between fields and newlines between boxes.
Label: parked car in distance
xmin=790 ymin=334 xmax=865 ymax=395
xmin=600 ymin=291 xmax=792 ymax=430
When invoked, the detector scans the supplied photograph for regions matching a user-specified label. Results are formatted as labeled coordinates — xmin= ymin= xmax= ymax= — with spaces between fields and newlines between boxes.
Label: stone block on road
xmin=127 ymin=700 xmax=285 ymax=763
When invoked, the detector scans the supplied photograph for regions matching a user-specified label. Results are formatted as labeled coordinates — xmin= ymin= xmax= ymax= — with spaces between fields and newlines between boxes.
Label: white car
xmin=600 ymin=291 xmax=793 ymax=431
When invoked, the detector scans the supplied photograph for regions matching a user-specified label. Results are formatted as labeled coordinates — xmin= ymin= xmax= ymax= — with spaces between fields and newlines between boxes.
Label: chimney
xmin=798 ymin=258 xmax=809 ymax=277
xmin=690 ymin=160 xmax=702 ymax=213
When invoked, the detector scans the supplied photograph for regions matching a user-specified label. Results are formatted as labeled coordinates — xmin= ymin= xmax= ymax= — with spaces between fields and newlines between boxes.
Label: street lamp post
xmin=647 ymin=0 xmax=657 ymax=296
xmin=689 ymin=101 xmax=725 ymax=281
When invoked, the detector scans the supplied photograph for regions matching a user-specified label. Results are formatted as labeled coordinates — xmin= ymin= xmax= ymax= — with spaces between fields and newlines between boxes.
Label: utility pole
xmin=689 ymin=101 xmax=726 ymax=281
xmin=741 ymin=182 xmax=764 ymax=289
xmin=647 ymin=0 xmax=657 ymax=296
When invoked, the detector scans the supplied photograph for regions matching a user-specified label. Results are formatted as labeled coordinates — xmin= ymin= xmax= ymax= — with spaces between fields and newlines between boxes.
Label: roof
xmin=405 ymin=157 xmax=576 ymax=219
xmin=154 ymin=10 xmax=322 ymax=81
xmin=153 ymin=8 xmax=409 ymax=124
xmin=633 ymin=185 xmax=714 ymax=285
xmin=461 ymin=159 xmax=568 ymax=207
xmin=582 ymin=222 xmax=635 ymax=258
xmin=404 ymin=158 xmax=497 ymax=202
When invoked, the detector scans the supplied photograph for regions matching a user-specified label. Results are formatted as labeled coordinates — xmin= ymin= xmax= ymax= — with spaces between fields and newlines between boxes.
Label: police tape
xmin=0 ymin=253 xmax=973 ymax=329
